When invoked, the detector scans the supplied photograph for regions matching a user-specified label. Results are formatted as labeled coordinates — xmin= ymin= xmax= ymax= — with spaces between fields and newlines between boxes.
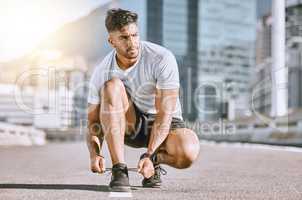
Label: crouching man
xmin=86 ymin=8 xmax=200 ymax=192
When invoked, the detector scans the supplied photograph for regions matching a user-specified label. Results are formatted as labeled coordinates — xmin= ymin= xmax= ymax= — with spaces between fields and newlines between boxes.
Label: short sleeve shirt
xmin=87 ymin=41 xmax=183 ymax=119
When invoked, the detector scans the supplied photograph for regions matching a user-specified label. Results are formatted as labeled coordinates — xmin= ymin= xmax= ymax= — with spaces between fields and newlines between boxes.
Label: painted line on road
xmin=200 ymin=141 xmax=302 ymax=153
xmin=109 ymin=192 xmax=133 ymax=198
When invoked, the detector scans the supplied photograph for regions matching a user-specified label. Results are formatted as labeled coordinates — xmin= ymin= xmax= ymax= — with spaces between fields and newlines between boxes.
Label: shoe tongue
xmin=112 ymin=163 xmax=127 ymax=170
xmin=112 ymin=163 xmax=129 ymax=177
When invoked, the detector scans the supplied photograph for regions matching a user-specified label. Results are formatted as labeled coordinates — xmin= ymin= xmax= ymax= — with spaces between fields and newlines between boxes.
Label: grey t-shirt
xmin=87 ymin=41 xmax=183 ymax=119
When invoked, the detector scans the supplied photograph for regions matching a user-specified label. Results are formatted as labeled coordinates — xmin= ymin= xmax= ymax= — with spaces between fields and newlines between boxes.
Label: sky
xmin=0 ymin=0 xmax=111 ymax=62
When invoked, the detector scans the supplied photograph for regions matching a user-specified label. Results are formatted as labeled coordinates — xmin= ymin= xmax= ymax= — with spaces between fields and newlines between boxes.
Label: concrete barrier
xmin=186 ymin=120 xmax=302 ymax=147
xmin=0 ymin=122 xmax=46 ymax=146
xmin=44 ymin=128 xmax=84 ymax=142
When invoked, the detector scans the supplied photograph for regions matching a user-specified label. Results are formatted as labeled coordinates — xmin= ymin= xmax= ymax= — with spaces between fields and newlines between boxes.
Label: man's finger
xmin=100 ymin=166 xmax=106 ymax=173
xmin=91 ymin=165 xmax=101 ymax=173
xmin=100 ymin=160 xmax=106 ymax=173
xmin=91 ymin=157 xmax=101 ymax=173
xmin=137 ymin=160 xmax=143 ymax=173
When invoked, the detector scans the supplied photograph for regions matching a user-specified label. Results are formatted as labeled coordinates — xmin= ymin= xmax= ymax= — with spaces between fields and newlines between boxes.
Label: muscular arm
xmin=146 ymin=88 xmax=178 ymax=155
xmin=87 ymin=103 xmax=104 ymax=158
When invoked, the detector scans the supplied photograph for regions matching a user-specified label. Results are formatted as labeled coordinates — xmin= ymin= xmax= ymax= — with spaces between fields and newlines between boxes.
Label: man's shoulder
xmin=95 ymin=50 xmax=115 ymax=70
xmin=141 ymin=41 xmax=173 ymax=59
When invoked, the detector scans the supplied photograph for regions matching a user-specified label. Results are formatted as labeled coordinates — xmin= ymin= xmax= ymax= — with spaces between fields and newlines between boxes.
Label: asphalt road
xmin=0 ymin=141 xmax=301 ymax=200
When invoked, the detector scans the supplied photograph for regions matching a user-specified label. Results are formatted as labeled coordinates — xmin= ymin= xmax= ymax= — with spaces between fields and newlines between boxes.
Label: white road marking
xmin=200 ymin=141 xmax=302 ymax=153
xmin=109 ymin=192 xmax=133 ymax=198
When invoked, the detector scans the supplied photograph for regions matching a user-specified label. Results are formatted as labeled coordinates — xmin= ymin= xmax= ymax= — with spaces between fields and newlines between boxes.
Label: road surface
xmin=0 ymin=141 xmax=301 ymax=199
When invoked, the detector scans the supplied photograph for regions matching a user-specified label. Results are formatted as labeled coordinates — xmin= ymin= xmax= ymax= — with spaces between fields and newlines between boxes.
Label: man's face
xmin=108 ymin=23 xmax=140 ymax=59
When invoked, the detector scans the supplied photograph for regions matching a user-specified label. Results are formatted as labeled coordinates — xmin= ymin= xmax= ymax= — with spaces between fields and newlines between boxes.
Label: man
xmin=87 ymin=8 xmax=200 ymax=192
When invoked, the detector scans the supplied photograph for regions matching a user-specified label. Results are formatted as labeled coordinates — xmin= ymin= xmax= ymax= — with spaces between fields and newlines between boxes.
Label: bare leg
xmin=156 ymin=128 xmax=200 ymax=169
xmin=99 ymin=78 xmax=136 ymax=165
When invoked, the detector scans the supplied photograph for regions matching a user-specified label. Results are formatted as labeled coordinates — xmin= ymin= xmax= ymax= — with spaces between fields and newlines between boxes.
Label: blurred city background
xmin=0 ymin=0 xmax=301 ymax=147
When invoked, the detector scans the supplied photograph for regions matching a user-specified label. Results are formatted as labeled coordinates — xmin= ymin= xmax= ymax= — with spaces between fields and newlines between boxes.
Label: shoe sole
xmin=109 ymin=185 xmax=131 ymax=192
xmin=142 ymin=182 xmax=161 ymax=188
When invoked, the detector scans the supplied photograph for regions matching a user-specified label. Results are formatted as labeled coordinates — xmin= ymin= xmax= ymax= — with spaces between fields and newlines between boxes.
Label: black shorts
xmin=124 ymin=103 xmax=186 ymax=148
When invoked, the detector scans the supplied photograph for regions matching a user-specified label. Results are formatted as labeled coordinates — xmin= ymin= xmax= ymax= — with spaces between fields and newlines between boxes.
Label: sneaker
xmin=142 ymin=164 xmax=167 ymax=187
xmin=109 ymin=163 xmax=131 ymax=192
xmin=142 ymin=153 xmax=167 ymax=188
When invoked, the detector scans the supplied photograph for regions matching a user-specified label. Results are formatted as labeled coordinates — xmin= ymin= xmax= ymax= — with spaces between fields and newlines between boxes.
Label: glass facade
xmin=286 ymin=3 xmax=302 ymax=109
xmin=198 ymin=0 xmax=257 ymax=120
xmin=162 ymin=0 xmax=188 ymax=56
xmin=257 ymin=0 xmax=272 ymax=18
xmin=147 ymin=0 xmax=199 ymax=120
xmin=147 ymin=0 xmax=257 ymax=121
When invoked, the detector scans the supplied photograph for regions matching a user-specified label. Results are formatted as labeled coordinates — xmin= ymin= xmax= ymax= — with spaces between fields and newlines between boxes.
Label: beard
xmin=125 ymin=47 xmax=139 ymax=59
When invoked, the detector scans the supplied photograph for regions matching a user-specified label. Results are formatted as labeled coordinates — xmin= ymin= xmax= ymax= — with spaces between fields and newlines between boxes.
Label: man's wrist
xmin=96 ymin=154 xmax=104 ymax=158
xmin=140 ymin=152 xmax=152 ymax=160
xmin=90 ymin=152 xmax=104 ymax=159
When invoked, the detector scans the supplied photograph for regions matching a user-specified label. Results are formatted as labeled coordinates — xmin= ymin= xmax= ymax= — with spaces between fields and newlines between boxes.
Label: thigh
xmin=99 ymin=78 xmax=138 ymax=135
xmin=159 ymin=128 xmax=199 ymax=154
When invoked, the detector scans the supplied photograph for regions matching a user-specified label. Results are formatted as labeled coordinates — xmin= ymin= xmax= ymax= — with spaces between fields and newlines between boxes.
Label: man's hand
xmin=90 ymin=155 xmax=106 ymax=174
xmin=137 ymin=158 xmax=154 ymax=178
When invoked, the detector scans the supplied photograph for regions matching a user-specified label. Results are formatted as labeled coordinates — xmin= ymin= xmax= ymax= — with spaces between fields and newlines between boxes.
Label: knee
xmin=178 ymin=144 xmax=200 ymax=169
xmin=103 ymin=77 xmax=125 ymax=94
xmin=176 ymin=129 xmax=200 ymax=169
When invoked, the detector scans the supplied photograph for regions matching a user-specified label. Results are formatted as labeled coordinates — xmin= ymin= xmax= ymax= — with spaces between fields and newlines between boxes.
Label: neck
xmin=116 ymin=53 xmax=138 ymax=70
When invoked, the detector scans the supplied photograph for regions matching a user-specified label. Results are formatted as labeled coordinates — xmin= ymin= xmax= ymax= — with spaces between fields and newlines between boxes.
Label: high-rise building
xmin=197 ymin=0 xmax=257 ymax=121
xmin=251 ymin=59 xmax=272 ymax=116
xmin=147 ymin=0 xmax=257 ymax=121
xmin=252 ymin=0 xmax=302 ymax=115
xmin=147 ymin=0 xmax=199 ymax=120
xmin=252 ymin=14 xmax=272 ymax=116
xmin=257 ymin=0 xmax=272 ymax=18
xmin=286 ymin=1 xmax=302 ymax=110
xmin=256 ymin=15 xmax=272 ymax=65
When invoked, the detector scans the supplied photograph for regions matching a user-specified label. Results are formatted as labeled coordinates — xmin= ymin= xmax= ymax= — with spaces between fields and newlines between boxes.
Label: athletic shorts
xmin=124 ymin=103 xmax=186 ymax=148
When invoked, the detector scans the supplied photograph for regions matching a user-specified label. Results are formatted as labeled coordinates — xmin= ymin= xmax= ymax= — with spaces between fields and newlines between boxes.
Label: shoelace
xmin=103 ymin=167 xmax=137 ymax=177
xmin=105 ymin=167 xmax=137 ymax=173
xmin=103 ymin=167 xmax=167 ymax=176
xmin=154 ymin=165 xmax=167 ymax=178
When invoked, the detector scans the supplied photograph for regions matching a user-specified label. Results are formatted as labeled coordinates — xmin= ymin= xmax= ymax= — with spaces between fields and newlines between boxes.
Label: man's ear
xmin=108 ymin=36 xmax=115 ymax=48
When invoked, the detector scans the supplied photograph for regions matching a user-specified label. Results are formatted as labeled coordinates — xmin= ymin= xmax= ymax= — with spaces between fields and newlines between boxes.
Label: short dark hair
xmin=105 ymin=8 xmax=138 ymax=32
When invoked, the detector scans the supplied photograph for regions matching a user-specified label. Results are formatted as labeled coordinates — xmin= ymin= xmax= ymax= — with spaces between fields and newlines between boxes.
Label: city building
xmin=251 ymin=59 xmax=272 ymax=115
xmin=0 ymin=83 xmax=83 ymax=129
xmin=0 ymin=84 xmax=35 ymax=125
xmin=257 ymin=0 xmax=272 ymax=18
xmin=252 ymin=0 xmax=302 ymax=116
xmin=286 ymin=0 xmax=302 ymax=111
xmin=0 ymin=59 xmax=89 ymax=130
xmin=147 ymin=0 xmax=257 ymax=121
xmin=198 ymin=0 xmax=257 ymax=121
xmin=252 ymin=14 xmax=272 ymax=115
xmin=147 ymin=0 xmax=200 ymax=121
xmin=34 ymin=88 xmax=75 ymax=129
xmin=256 ymin=15 xmax=272 ymax=65
xmin=32 ymin=63 xmax=89 ymax=129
